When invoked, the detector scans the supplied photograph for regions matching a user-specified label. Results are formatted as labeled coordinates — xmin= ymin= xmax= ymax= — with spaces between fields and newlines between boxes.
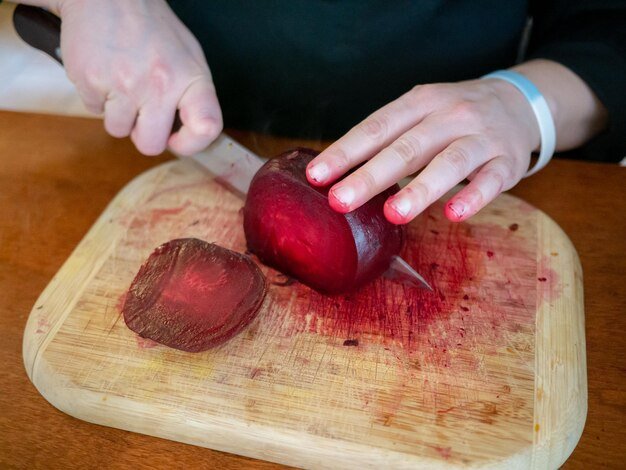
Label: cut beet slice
xmin=122 ymin=238 xmax=266 ymax=352
xmin=243 ymin=148 xmax=405 ymax=294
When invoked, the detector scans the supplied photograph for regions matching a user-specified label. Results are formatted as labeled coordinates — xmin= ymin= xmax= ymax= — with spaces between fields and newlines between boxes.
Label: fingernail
xmin=447 ymin=201 xmax=467 ymax=220
xmin=390 ymin=197 xmax=412 ymax=218
xmin=331 ymin=185 xmax=355 ymax=207
xmin=308 ymin=162 xmax=329 ymax=183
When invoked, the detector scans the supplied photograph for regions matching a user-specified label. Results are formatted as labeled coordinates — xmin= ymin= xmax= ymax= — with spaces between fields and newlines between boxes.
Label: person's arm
xmin=17 ymin=0 xmax=222 ymax=156
xmin=509 ymin=59 xmax=607 ymax=151
xmin=306 ymin=0 xmax=625 ymax=224
xmin=305 ymin=3 xmax=622 ymax=224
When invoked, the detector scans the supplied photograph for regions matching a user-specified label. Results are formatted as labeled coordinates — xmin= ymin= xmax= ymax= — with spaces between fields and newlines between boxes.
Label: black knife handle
xmin=13 ymin=4 xmax=62 ymax=64
xmin=12 ymin=4 xmax=183 ymax=133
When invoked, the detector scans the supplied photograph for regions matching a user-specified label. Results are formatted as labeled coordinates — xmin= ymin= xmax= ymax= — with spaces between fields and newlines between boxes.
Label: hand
xmin=306 ymin=79 xmax=541 ymax=224
xmin=57 ymin=0 xmax=222 ymax=155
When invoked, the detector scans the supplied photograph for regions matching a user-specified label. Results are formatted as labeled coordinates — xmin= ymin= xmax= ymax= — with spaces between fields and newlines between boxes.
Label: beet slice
xmin=122 ymin=238 xmax=266 ymax=352
xmin=243 ymin=148 xmax=405 ymax=294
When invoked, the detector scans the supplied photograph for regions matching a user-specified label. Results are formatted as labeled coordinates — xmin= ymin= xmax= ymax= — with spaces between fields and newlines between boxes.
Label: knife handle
xmin=12 ymin=4 xmax=183 ymax=133
xmin=13 ymin=4 xmax=62 ymax=64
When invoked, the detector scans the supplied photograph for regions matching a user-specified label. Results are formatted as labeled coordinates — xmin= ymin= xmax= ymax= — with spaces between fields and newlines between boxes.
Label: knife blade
xmin=13 ymin=4 xmax=432 ymax=291
xmin=186 ymin=134 xmax=266 ymax=196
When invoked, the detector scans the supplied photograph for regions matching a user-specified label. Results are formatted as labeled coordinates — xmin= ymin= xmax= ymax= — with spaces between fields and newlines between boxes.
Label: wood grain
xmin=21 ymin=153 xmax=582 ymax=468
xmin=0 ymin=111 xmax=624 ymax=469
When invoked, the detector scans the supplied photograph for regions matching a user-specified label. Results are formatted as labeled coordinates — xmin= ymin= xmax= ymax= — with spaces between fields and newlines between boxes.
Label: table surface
xmin=0 ymin=110 xmax=624 ymax=469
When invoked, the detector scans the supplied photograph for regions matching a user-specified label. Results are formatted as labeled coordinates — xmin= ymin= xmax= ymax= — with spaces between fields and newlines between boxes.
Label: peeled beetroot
xmin=243 ymin=148 xmax=405 ymax=294
xmin=122 ymin=238 xmax=266 ymax=352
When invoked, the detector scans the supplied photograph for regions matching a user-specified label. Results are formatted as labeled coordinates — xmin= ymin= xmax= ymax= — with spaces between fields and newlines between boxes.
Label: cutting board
xmin=23 ymin=157 xmax=586 ymax=469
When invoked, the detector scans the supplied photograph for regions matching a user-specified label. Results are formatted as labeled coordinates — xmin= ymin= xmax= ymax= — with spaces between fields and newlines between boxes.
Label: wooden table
xmin=0 ymin=111 xmax=624 ymax=469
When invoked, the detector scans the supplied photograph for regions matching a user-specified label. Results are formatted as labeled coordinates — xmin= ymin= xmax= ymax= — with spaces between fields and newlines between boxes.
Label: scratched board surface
xmin=24 ymin=160 xmax=586 ymax=469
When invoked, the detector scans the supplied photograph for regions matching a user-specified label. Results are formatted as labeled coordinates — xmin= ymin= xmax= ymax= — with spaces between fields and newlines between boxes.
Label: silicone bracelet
xmin=482 ymin=70 xmax=556 ymax=177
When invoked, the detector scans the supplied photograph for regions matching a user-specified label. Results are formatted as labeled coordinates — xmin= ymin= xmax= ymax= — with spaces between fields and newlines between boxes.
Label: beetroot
xmin=123 ymin=238 xmax=266 ymax=352
xmin=243 ymin=148 xmax=405 ymax=294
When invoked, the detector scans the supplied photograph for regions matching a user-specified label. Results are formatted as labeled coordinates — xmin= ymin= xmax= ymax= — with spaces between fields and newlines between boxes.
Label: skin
xmin=306 ymin=60 xmax=608 ymax=223
xmin=22 ymin=1 xmax=608 ymax=223
xmin=21 ymin=0 xmax=223 ymax=156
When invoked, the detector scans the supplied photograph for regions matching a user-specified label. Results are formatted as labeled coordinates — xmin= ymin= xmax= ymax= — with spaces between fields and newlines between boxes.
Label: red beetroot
xmin=243 ymin=148 xmax=405 ymax=294
xmin=123 ymin=238 xmax=266 ymax=352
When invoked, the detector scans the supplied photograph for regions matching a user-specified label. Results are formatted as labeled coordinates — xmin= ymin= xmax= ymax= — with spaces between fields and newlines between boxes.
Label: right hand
xmin=57 ymin=0 xmax=222 ymax=155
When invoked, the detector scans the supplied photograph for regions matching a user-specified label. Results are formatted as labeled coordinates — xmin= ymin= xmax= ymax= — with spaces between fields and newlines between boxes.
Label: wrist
xmin=511 ymin=59 xmax=608 ymax=151
xmin=484 ymin=77 xmax=542 ymax=153
xmin=482 ymin=70 xmax=557 ymax=176
xmin=511 ymin=62 xmax=560 ymax=132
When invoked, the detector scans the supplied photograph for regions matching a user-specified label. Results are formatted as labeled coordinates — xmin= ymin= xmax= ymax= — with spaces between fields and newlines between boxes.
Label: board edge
xmin=22 ymin=161 xmax=179 ymax=381
xmin=23 ymin=177 xmax=587 ymax=469
xmin=529 ymin=210 xmax=587 ymax=468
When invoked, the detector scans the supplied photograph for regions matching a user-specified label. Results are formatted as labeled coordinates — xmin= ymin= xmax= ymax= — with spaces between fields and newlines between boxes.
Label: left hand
xmin=305 ymin=79 xmax=541 ymax=224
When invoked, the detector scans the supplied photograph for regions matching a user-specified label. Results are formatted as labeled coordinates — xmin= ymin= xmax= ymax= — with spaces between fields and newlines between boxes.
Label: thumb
xmin=168 ymin=77 xmax=222 ymax=155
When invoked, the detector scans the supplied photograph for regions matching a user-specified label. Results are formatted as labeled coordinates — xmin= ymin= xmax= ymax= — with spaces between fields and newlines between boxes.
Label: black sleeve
xmin=527 ymin=0 xmax=626 ymax=162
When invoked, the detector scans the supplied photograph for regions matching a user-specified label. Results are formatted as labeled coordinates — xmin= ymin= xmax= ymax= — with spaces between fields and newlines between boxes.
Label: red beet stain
xmin=135 ymin=335 xmax=159 ymax=349
xmin=537 ymin=256 xmax=562 ymax=304
xmin=116 ymin=292 xmax=128 ymax=313
xmin=266 ymin=217 xmax=483 ymax=354
xmin=263 ymin=206 xmax=539 ymax=367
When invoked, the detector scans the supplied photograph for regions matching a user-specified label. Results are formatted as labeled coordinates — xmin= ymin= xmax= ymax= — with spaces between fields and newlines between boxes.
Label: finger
xmin=383 ymin=135 xmax=491 ymax=224
xmin=104 ymin=93 xmax=137 ymax=138
xmin=466 ymin=167 xmax=481 ymax=181
xmin=168 ymin=77 xmax=222 ymax=156
xmin=131 ymin=100 xmax=177 ymax=156
xmin=75 ymin=83 xmax=107 ymax=115
xmin=444 ymin=156 xmax=514 ymax=222
xmin=327 ymin=115 xmax=462 ymax=213
xmin=306 ymin=85 xmax=441 ymax=186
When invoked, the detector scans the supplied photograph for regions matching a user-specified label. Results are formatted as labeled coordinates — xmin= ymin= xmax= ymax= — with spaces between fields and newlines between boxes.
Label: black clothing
xmin=166 ymin=1 xmax=625 ymax=162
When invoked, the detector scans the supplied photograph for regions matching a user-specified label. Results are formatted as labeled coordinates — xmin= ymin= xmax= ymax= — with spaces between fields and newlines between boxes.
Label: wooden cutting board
xmin=23 ymin=158 xmax=586 ymax=469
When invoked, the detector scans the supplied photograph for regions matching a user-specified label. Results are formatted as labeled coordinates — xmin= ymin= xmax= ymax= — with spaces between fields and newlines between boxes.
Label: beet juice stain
xmin=265 ymin=218 xmax=476 ymax=352
xmin=112 ymin=163 xmax=538 ymax=364
xmin=264 ymin=211 xmax=539 ymax=364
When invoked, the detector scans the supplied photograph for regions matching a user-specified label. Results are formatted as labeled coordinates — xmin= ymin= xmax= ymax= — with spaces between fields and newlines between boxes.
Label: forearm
xmin=510 ymin=59 xmax=608 ymax=152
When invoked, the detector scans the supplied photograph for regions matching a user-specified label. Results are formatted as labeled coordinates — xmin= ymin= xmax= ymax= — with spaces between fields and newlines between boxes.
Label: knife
xmin=13 ymin=5 xmax=432 ymax=291
xmin=11 ymin=4 xmax=264 ymax=196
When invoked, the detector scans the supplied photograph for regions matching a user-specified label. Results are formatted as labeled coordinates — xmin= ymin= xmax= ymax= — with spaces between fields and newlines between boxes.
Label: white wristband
xmin=482 ymin=70 xmax=556 ymax=177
